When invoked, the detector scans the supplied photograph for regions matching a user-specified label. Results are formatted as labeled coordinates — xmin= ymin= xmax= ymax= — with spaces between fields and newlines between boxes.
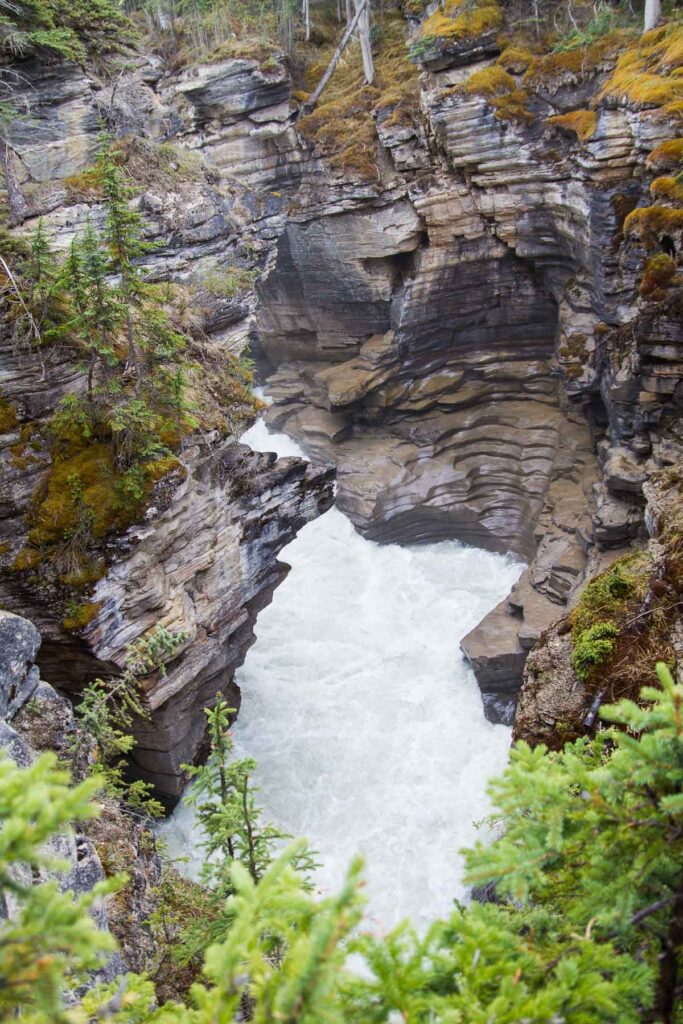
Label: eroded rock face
xmin=1 ymin=53 xmax=338 ymax=799
xmin=1 ymin=412 xmax=334 ymax=798
xmin=2 ymin=24 xmax=682 ymax=751
xmin=81 ymin=442 xmax=334 ymax=797
xmin=248 ymin=42 xmax=682 ymax=720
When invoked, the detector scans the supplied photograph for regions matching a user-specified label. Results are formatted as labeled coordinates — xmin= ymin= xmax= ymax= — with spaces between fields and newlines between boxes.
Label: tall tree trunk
xmin=345 ymin=0 xmax=352 ymax=26
xmin=644 ymin=0 xmax=661 ymax=32
xmin=304 ymin=0 xmax=311 ymax=42
xmin=337 ymin=0 xmax=342 ymax=22
xmin=0 ymin=134 xmax=28 ymax=228
xmin=355 ymin=0 xmax=374 ymax=85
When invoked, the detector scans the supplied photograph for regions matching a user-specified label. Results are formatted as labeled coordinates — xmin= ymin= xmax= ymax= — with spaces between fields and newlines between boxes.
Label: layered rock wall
xmin=1 ymin=54 xmax=335 ymax=799
xmin=2 ymin=15 xmax=681 ymax=748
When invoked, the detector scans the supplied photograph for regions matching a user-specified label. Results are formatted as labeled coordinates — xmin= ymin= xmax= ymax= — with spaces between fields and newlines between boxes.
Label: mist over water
xmin=161 ymin=417 xmax=522 ymax=931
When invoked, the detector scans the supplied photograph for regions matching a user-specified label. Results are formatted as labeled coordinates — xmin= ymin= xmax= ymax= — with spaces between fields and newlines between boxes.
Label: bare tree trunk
xmin=281 ymin=0 xmax=294 ymax=54
xmin=356 ymin=0 xmax=374 ymax=85
xmin=167 ymin=0 xmax=177 ymax=52
xmin=304 ymin=0 xmax=370 ymax=109
xmin=303 ymin=0 xmax=311 ymax=42
xmin=0 ymin=134 xmax=28 ymax=228
xmin=337 ymin=0 xmax=342 ymax=22
xmin=345 ymin=0 xmax=352 ymax=26
xmin=644 ymin=0 xmax=661 ymax=32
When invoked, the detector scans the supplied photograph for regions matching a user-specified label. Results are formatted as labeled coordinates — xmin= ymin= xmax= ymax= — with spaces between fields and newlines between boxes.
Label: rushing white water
xmin=160 ymin=417 xmax=523 ymax=932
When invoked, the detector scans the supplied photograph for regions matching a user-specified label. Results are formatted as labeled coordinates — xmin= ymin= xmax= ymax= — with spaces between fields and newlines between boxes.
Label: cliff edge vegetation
xmin=2 ymin=662 xmax=682 ymax=1022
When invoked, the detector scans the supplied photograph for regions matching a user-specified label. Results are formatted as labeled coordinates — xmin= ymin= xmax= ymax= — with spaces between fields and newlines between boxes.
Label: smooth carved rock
xmin=4 ymin=31 xmax=682 ymax=746
xmin=22 ymin=441 xmax=334 ymax=800
xmin=251 ymin=49 xmax=680 ymax=724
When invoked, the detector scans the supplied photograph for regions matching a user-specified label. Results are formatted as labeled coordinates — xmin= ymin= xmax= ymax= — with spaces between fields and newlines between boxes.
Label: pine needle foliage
xmin=176 ymin=695 xmax=318 ymax=956
xmin=0 ymin=0 xmax=131 ymax=63
xmin=1 ymin=662 xmax=682 ymax=1021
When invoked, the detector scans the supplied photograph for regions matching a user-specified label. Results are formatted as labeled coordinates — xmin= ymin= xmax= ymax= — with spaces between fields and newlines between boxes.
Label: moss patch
xmin=10 ymin=423 xmax=44 ymax=471
xmin=464 ymin=64 xmax=515 ymax=96
xmin=546 ymin=109 xmax=597 ymax=141
xmin=600 ymin=23 xmax=683 ymax=121
xmin=640 ymin=252 xmax=677 ymax=300
xmin=567 ymin=474 xmax=682 ymax=706
xmin=13 ymin=438 xmax=186 ymax=624
xmin=647 ymin=137 xmax=683 ymax=169
xmin=62 ymin=601 xmax=101 ymax=630
xmin=418 ymin=0 xmax=503 ymax=46
xmin=497 ymin=45 xmax=534 ymax=74
xmin=205 ymin=35 xmax=278 ymax=63
xmin=524 ymin=30 xmax=630 ymax=88
xmin=572 ymin=621 xmax=619 ymax=680
xmin=64 ymin=168 xmax=105 ymax=204
xmin=460 ymin=61 xmax=532 ymax=123
xmin=650 ymin=174 xmax=683 ymax=205
xmin=0 ymin=398 xmax=18 ymax=434
xmin=624 ymin=204 xmax=683 ymax=244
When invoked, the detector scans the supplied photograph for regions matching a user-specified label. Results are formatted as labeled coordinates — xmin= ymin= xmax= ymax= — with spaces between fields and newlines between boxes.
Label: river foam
xmin=160 ymin=417 xmax=522 ymax=931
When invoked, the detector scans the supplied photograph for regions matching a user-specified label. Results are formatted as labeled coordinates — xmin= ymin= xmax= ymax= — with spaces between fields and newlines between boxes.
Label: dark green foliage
xmin=3 ymin=663 xmax=683 ymax=1021
xmin=4 ymin=219 xmax=70 ymax=346
xmin=57 ymin=135 xmax=196 ymax=472
xmin=0 ymin=754 xmax=118 ymax=1019
xmin=176 ymin=695 xmax=318 ymax=958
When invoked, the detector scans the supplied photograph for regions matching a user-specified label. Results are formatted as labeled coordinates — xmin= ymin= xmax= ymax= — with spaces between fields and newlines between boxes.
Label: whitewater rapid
xmin=160 ymin=417 xmax=522 ymax=931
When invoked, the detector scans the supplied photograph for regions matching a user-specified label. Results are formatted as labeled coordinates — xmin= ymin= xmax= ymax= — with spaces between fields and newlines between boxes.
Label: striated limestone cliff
xmin=1 ymin=3 xmax=681 ymax=763
xmin=246 ymin=25 xmax=681 ymax=724
xmin=0 ymin=55 xmax=335 ymax=799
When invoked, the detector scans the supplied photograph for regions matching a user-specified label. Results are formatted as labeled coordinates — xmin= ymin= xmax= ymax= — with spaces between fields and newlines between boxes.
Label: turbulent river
xmin=160 ymin=415 xmax=523 ymax=931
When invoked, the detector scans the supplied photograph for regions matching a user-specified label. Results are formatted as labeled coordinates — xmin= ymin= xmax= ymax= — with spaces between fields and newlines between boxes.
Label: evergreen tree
xmin=65 ymin=221 xmax=123 ymax=396
xmin=2 ymin=663 xmax=681 ymax=1022
xmin=183 ymin=696 xmax=317 ymax=899
xmin=0 ymin=755 xmax=118 ymax=1020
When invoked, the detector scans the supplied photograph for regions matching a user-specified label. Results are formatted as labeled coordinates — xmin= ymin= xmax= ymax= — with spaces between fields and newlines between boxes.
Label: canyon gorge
xmin=1 ymin=0 xmax=682 ymax=973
